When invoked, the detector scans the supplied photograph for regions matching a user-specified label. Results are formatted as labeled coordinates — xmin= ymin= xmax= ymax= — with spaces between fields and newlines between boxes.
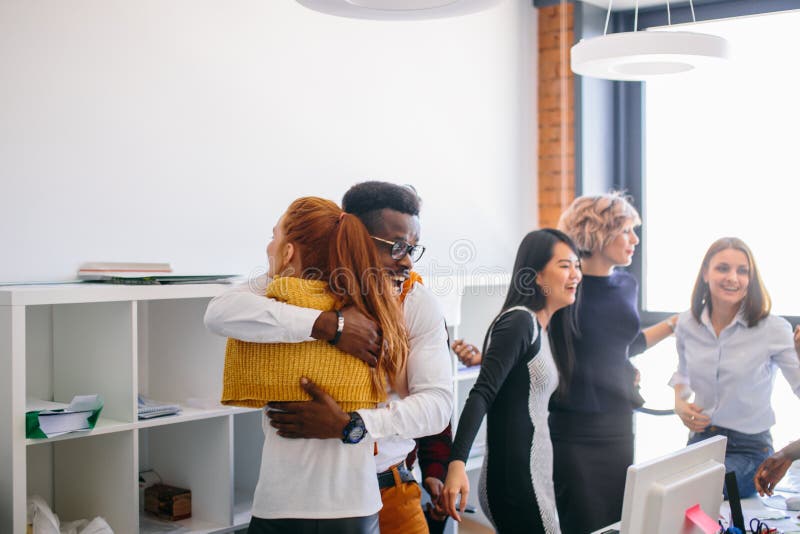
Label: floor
xmin=458 ymin=517 xmax=494 ymax=534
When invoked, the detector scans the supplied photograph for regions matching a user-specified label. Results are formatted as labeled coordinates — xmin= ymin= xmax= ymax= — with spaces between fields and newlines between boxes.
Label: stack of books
xmin=78 ymin=261 xmax=172 ymax=282
xmin=78 ymin=262 xmax=239 ymax=285
xmin=26 ymin=395 xmax=104 ymax=439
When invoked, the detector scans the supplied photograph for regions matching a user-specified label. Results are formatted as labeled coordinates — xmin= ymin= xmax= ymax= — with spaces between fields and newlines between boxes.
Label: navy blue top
xmin=550 ymin=270 xmax=646 ymax=415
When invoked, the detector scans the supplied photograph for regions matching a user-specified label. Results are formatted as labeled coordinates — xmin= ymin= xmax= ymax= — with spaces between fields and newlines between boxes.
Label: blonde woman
xmin=549 ymin=192 xmax=677 ymax=534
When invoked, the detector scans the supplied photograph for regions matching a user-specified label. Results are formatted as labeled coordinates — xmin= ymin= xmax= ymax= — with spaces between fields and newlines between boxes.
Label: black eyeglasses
xmin=370 ymin=236 xmax=426 ymax=262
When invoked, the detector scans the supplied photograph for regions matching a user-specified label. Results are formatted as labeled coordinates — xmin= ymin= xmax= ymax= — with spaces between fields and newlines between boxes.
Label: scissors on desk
xmin=749 ymin=518 xmax=777 ymax=533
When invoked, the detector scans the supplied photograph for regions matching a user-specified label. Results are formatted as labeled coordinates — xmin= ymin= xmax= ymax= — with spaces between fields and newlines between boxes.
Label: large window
xmin=644 ymin=10 xmax=800 ymax=317
xmin=634 ymin=9 xmax=800 ymax=460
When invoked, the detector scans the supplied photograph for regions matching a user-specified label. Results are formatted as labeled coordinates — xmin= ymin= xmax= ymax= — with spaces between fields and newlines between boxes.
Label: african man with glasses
xmin=205 ymin=181 xmax=453 ymax=534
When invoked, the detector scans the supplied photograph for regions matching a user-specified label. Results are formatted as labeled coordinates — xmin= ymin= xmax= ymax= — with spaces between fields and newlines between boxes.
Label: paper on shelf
xmin=138 ymin=395 xmax=182 ymax=419
xmin=28 ymin=494 xmax=113 ymax=534
xmin=80 ymin=273 xmax=240 ymax=285
xmin=25 ymin=395 xmax=103 ymax=439
xmin=68 ymin=394 xmax=103 ymax=412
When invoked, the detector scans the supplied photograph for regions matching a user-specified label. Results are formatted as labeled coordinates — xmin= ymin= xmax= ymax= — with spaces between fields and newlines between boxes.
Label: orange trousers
xmin=378 ymin=466 xmax=428 ymax=534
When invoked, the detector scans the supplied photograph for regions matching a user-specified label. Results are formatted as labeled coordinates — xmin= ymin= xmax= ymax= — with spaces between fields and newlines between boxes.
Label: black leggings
xmin=247 ymin=514 xmax=380 ymax=534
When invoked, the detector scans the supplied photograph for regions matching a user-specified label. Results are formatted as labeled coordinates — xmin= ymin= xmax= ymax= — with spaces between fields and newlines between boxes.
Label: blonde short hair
xmin=557 ymin=192 xmax=641 ymax=257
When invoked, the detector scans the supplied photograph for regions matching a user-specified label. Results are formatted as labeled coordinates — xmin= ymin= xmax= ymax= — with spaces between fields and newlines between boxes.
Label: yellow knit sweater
xmin=221 ymin=276 xmax=386 ymax=411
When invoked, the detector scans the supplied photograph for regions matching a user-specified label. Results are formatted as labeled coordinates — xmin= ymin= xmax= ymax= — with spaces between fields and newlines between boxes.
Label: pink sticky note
xmin=685 ymin=504 xmax=720 ymax=534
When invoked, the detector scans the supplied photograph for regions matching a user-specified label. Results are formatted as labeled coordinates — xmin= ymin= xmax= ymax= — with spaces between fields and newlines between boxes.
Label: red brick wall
xmin=537 ymin=3 xmax=575 ymax=228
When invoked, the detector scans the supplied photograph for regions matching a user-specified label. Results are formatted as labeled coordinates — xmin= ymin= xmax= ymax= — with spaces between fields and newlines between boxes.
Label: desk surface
xmin=727 ymin=494 xmax=800 ymax=532
xmin=591 ymin=495 xmax=800 ymax=533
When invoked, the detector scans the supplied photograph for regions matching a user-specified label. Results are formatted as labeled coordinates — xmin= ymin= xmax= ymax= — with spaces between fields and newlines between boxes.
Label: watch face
xmin=348 ymin=426 xmax=365 ymax=443
xmin=343 ymin=412 xmax=366 ymax=444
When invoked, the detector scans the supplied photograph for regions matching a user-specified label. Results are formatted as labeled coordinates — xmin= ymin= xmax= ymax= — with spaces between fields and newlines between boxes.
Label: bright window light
xmin=645 ymin=9 xmax=800 ymax=317
xmin=638 ymin=9 xmax=800 ymax=460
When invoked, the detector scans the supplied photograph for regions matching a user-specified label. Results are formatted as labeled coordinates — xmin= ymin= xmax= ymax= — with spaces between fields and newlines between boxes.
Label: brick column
xmin=537 ymin=2 xmax=575 ymax=228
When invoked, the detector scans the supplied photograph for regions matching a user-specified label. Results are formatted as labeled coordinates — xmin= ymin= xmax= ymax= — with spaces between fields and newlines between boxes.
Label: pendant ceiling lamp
xmin=296 ymin=0 xmax=502 ymax=20
xmin=571 ymin=0 xmax=729 ymax=81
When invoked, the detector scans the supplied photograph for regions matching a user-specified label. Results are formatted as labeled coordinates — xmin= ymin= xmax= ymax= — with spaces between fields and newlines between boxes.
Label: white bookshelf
xmin=1 ymin=278 xmax=508 ymax=533
xmin=0 ymin=283 xmax=261 ymax=533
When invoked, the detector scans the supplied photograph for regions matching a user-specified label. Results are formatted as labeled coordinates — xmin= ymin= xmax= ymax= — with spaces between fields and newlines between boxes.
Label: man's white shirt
xmin=204 ymin=275 xmax=453 ymax=517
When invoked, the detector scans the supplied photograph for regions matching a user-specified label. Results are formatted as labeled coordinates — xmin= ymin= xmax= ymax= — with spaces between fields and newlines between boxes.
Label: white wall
xmin=0 ymin=0 xmax=537 ymax=284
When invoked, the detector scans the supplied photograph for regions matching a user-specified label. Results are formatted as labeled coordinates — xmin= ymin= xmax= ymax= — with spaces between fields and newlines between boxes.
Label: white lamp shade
xmin=296 ymin=0 xmax=502 ymax=20
xmin=571 ymin=30 xmax=729 ymax=81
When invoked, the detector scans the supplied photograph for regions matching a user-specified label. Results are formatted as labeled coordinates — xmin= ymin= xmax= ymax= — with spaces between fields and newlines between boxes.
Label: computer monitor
xmin=620 ymin=435 xmax=727 ymax=534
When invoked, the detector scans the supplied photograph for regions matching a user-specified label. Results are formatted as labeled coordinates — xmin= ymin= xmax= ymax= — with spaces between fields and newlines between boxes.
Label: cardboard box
xmin=144 ymin=483 xmax=191 ymax=521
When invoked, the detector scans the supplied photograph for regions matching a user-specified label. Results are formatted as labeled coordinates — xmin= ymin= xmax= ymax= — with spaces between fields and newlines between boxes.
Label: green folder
xmin=26 ymin=395 xmax=104 ymax=439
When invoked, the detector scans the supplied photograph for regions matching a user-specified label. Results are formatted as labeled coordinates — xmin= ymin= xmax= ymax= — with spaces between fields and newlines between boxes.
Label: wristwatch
xmin=341 ymin=411 xmax=367 ymax=444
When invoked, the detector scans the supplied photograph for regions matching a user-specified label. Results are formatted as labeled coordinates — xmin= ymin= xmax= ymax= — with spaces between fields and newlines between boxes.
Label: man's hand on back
xmin=267 ymin=378 xmax=350 ymax=439
xmin=311 ymin=306 xmax=382 ymax=367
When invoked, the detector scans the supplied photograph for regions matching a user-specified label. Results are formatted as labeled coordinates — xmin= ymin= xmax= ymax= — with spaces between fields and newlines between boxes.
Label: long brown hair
xmin=281 ymin=196 xmax=408 ymax=391
xmin=690 ymin=237 xmax=771 ymax=327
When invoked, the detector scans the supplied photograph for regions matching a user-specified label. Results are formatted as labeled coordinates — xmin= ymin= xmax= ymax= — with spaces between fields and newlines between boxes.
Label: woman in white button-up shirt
xmin=670 ymin=237 xmax=800 ymax=498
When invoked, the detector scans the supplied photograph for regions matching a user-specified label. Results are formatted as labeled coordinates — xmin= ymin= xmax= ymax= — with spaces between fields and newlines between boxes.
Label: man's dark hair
xmin=342 ymin=181 xmax=420 ymax=234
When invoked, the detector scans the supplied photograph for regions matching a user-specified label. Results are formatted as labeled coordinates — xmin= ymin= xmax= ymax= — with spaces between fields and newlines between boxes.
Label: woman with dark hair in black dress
xmin=450 ymin=195 xmax=679 ymax=533
xmin=442 ymin=229 xmax=582 ymax=534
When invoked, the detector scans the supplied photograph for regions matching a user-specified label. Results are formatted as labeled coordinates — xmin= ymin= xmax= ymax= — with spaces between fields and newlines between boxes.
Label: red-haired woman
xmin=671 ymin=237 xmax=800 ymax=498
xmin=222 ymin=197 xmax=408 ymax=534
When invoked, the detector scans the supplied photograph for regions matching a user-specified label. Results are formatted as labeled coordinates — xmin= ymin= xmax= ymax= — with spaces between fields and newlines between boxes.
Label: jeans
xmin=688 ymin=426 xmax=773 ymax=498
